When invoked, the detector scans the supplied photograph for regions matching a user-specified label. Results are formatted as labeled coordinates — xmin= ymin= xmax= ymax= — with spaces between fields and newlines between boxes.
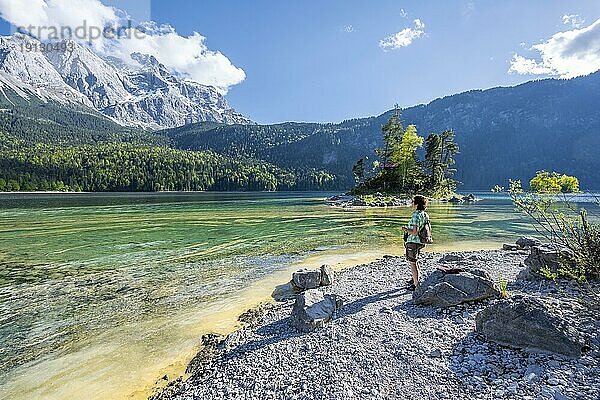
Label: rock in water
xmin=524 ymin=244 xmax=574 ymax=275
xmin=516 ymin=236 xmax=542 ymax=248
xmin=292 ymin=269 xmax=322 ymax=290
xmin=290 ymin=289 xmax=342 ymax=332
xmin=320 ymin=264 xmax=334 ymax=286
xmin=502 ymin=243 xmax=520 ymax=251
xmin=413 ymin=269 xmax=500 ymax=307
xmin=475 ymin=296 xmax=583 ymax=357
xmin=462 ymin=193 xmax=477 ymax=202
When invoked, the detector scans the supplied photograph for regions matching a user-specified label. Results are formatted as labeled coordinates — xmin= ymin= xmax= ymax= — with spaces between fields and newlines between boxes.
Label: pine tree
xmin=424 ymin=133 xmax=443 ymax=189
xmin=423 ymin=130 xmax=459 ymax=196
xmin=439 ymin=129 xmax=459 ymax=193
xmin=377 ymin=108 xmax=404 ymax=168
xmin=352 ymin=158 xmax=366 ymax=184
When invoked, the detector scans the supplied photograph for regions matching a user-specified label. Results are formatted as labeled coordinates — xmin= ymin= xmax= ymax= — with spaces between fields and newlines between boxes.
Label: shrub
xmin=496 ymin=180 xmax=599 ymax=281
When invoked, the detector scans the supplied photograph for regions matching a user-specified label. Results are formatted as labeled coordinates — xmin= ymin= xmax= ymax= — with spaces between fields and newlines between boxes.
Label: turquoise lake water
xmin=0 ymin=191 xmax=596 ymax=399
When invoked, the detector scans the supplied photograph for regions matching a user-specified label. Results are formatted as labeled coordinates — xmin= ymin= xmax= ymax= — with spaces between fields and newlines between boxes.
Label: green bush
xmin=501 ymin=180 xmax=599 ymax=281
xmin=530 ymin=171 xmax=579 ymax=194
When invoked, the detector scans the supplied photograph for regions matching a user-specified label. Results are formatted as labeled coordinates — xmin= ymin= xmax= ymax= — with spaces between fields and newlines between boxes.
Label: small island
xmin=326 ymin=110 xmax=482 ymax=208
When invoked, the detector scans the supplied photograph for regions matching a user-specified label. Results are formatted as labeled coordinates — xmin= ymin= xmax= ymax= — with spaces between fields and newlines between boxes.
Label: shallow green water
xmin=0 ymin=191 xmax=587 ymax=399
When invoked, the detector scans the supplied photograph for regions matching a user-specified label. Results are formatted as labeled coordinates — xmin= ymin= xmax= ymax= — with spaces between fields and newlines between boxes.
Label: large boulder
xmin=292 ymin=269 xmax=322 ymax=290
xmin=524 ymin=244 xmax=574 ymax=275
xmin=290 ymin=289 xmax=343 ymax=332
xmin=516 ymin=236 xmax=542 ymax=248
xmin=413 ymin=269 xmax=500 ymax=307
xmin=291 ymin=265 xmax=334 ymax=290
xmin=275 ymin=266 xmax=335 ymax=301
xmin=475 ymin=296 xmax=584 ymax=357
xmin=271 ymin=282 xmax=303 ymax=301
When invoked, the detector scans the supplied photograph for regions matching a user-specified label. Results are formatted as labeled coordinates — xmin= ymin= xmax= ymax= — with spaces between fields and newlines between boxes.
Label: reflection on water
xmin=0 ymin=191 xmax=597 ymax=399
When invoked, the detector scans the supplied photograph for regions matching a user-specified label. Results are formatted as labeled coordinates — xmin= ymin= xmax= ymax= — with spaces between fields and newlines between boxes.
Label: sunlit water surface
xmin=0 ymin=191 xmax=597 ymax=399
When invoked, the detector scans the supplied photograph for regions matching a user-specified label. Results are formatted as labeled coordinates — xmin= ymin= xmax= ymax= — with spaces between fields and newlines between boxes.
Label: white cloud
xmin=342 ymin=25 xmax=355 ymax=33
xmin=379 ymin=19 xmax=425 ymax=51
xmin=0 ymin=0 xmax=119 ymax=46
xmin=509 ymin=18 xmax=600 ymax=78
xmin=399 ymin=9 xmax=407 ymax=18
xmin=0 ymin=0 xmax=245 ymax=91
xmin=110 ymin=22 xmax=245 ymax=91
xmin=562 ymin=14 xmax=585 ymax=28
xmin=508 ymin=54 xmax=553 ymax=75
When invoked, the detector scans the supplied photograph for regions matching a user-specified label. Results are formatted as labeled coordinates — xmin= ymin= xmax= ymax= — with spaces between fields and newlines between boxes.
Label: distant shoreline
xmin=325 ymin=193 xmax=482 ymax=208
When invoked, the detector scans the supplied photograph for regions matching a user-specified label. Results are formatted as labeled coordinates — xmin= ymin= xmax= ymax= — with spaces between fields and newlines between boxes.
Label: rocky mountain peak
xmin=0 ymin=35 xmax=251 ymax=129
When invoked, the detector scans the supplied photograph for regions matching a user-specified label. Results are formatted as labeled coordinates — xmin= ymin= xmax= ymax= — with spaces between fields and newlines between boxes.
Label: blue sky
xmin=2 ymin=1 xmax=600 ymax=123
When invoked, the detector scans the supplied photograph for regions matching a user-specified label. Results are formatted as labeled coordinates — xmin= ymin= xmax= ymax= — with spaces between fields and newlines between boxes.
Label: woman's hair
xmin=413 ymin=195 xmax=427 ymax=211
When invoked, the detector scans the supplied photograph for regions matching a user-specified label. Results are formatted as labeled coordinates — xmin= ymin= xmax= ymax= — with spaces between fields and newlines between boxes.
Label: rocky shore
xmin=325 ymin=193 xmax=481 ymax=208
xmin=152 ymin=248 xmax=599 ymax=400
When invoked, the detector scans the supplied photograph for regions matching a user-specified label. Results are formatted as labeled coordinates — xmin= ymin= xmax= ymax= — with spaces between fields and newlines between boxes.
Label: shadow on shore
xmin=224 ymin=288 xmax=408 ymax=360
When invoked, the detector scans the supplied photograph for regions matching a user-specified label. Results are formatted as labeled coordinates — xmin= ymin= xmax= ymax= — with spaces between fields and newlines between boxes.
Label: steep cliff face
xmin=0 ymin=35 xmax=251 ymax=129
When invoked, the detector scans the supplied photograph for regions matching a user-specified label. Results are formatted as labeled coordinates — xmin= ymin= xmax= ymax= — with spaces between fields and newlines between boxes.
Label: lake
xmin=0 ymin=191 xmax=567 ymax=399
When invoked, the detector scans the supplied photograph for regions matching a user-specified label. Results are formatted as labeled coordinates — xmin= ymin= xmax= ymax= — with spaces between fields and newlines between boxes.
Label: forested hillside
xmin=0 ymin=85 xmax=342 ymax=192
xmin=0 ymin=133 xmax=341 ymax=191
xmin=0 ymin=84 xmax=164 ymax=146
xmin=162 ymin=121 xmax=376 ymax=188
xmin=164 ymin=72 xmax=600 ymax=189
xmin=2 ymin=72 xmax=598 ymax=192
xmin=398 ymin=72 xmax=600 ymax=188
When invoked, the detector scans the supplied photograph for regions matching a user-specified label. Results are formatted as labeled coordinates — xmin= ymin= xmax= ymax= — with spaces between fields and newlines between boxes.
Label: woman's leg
xmin=410 ymin=260 xmax=419 ymax=286
xmin=405 ymin=243 xmax=420 ymax=287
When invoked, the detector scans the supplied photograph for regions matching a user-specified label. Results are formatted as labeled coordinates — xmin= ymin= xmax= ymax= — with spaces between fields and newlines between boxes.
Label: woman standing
xmin=401 ymin=195 xmax=430 ymax=291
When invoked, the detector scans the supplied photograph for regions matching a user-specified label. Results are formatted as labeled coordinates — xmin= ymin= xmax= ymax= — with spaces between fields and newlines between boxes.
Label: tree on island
xmin=424 ymin=130 xmax=460 ymax=197
xmin=377 ymin=108 xmax=404 ymax=167
xmin=352 ymin=157 xmax=366 ymax=184
xmin=392 ymin=124 xmax=424 ymax=191
xmin=352 ymin=111 xmax=459 ymax=197
xmin=529 ymin=171 xmax=579 ymax=194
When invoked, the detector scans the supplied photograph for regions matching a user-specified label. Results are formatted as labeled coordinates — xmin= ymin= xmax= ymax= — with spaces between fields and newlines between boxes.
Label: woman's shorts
xmin=405 ymin=242 xmax=425 ymax=262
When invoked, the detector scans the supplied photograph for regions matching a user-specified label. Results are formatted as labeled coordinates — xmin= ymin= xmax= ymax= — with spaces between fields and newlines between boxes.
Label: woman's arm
xmin=402 ymin=225 xmax=419 ymax=235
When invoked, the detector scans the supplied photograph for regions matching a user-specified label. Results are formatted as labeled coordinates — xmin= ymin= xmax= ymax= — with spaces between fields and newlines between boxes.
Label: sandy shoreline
xmin=151 ymin=249 xmax=599 ymax=400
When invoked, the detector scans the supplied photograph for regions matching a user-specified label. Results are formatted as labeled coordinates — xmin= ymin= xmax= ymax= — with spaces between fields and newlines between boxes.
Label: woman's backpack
xmin=418 ymin=214 xmax=434 ymax=244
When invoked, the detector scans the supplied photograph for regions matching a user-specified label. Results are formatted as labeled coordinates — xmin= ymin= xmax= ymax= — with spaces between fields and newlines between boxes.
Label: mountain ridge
xmin=163 ymin=71 xmax=600 ymax=189
xmin=1 ymin=38 xmax=598 ymax=191
xmin=0 ymin=34 xmax=251 ymax=129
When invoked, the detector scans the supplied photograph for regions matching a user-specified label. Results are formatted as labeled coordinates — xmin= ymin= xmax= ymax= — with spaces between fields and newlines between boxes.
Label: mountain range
xmin=163 ymin=71 xmax=600 ymax=189
xmin=0 ymin=33 xmax=599 ymax=190
xmin=0 ymin=34 xmax=250 ymax=130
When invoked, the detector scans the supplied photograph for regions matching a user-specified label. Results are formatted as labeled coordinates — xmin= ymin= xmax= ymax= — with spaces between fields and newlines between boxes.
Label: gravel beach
xmin=153 ymin=250 xmax=599 ymax=400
